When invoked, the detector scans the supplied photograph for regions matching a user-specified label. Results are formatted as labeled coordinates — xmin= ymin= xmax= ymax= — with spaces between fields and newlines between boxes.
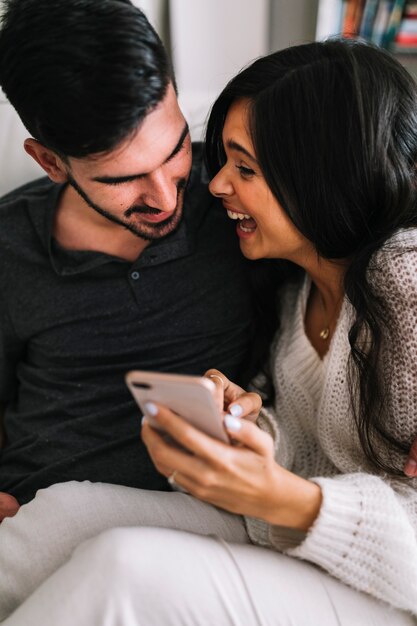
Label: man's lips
xmin=141 ymin=210 xmax=176 ymax=223
xmin=129 ymin=209 xmax=176 ymax=223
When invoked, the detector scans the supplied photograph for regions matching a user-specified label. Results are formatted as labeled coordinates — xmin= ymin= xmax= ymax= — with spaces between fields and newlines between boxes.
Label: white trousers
xmin=0 ymin=481 xmax=415 ymax=625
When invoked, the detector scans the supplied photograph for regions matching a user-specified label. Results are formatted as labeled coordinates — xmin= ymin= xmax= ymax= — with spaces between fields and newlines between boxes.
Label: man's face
xmin=64 ymin=84 xmax=192 ymax=240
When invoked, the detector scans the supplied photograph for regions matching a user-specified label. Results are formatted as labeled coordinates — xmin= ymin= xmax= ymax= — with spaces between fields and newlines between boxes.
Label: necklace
xmin=318 ymin=291 xmax=342 ymax=341
xmin=319 ymin=325 xmax=330 ymax=340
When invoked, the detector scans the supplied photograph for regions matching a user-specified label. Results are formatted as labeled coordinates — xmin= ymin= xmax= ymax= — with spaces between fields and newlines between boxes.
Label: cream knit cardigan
xmin=245 ymin=229 xmax=417 ymax=614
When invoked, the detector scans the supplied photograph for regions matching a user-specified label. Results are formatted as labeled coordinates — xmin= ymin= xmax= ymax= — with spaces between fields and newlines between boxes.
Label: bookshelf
xmin=315 ymin=0 xmax=417 ymax=77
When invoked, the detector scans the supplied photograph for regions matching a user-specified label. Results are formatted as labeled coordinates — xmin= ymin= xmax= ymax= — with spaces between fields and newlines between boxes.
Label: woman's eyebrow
xmin=226 ymin=139 xmax=258 ymax=164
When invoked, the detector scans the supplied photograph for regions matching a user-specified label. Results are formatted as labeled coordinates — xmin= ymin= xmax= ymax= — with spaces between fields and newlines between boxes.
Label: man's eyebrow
xmin=226 ymin=139 xmax=258 ymax=164
xmin=92 ymin=123 xmax=190 ymax=184
xmin=165 ymin=123 xmax=190 ymax=163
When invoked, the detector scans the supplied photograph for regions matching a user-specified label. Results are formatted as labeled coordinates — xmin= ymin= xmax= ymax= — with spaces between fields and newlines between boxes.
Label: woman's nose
xmin=209 ymin=168 xmax=233 ymax=198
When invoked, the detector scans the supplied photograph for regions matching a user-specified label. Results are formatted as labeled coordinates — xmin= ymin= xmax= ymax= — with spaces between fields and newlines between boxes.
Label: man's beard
xmin=67 ymin=174 xmax=188 ymax=241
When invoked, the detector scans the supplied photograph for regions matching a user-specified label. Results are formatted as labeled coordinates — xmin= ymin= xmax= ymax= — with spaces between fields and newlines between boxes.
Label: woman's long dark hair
xmin=205 ymin=39 xmax=417 ymax=474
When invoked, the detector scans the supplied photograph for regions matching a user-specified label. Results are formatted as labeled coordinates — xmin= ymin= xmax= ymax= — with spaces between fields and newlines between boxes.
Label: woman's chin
xmin=239 ymin=240 xmax=263 ymax=261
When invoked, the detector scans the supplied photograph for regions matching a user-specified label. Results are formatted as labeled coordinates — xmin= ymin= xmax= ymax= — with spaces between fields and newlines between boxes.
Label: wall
xmin=270 ymin=0 xmax=319 ymax=50
xmin=169 ymin=0 xmax=270 ymax=139
xmin=134 ymin=0 xmax=318 ymax=139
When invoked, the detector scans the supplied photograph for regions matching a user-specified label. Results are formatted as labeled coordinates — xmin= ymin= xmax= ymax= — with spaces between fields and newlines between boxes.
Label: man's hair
xmin=0 ymin=0 xmax=174 ymax=157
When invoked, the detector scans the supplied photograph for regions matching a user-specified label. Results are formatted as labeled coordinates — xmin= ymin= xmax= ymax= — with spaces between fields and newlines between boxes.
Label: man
xmin=0 ymin=2 xmax=416 ymax=621
xmin=0 ymin=0 xmax=416 ymax=521
xmin=0 ymin=0 xmax=256 ymax=517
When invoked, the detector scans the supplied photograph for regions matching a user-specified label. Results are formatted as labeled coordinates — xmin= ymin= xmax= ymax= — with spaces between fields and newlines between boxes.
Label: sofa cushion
xmin=0 ymin=97 xmax=43 ymax=198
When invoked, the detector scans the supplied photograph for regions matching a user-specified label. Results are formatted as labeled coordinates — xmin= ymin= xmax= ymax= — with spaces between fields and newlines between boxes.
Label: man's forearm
xmin=0 ymin=405 xmax=4 ymax=448
xmin=0 ymin=405 xmax=20 ymax=521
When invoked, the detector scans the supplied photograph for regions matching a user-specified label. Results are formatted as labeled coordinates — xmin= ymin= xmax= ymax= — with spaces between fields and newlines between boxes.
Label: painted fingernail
xmin=404 ymin=458 xmax=417 ymax=477
xmin=144 ymin=402 xmax=158 ymax=416
xmin=224 ymin=414 xmax=242 ymax=432
xmin=229 ymin=404 xmax=243 ymax=418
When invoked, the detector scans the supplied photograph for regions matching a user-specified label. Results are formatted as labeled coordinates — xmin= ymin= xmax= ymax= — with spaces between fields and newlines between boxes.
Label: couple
xmin=0 ymin=0 xmax=416 ymax=624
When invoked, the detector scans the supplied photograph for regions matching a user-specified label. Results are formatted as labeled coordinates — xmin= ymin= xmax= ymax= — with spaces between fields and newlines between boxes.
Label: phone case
xmin=125 ymin=370 xmax=228 ymax=442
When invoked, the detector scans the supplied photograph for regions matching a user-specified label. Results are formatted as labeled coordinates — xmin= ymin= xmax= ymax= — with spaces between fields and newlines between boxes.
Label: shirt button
xmin=131 ymin=271 xmax=140 ymax=280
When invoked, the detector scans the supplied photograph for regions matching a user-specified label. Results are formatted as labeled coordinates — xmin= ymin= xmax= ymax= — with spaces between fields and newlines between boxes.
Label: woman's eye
xmin=236 ymin=165 xmax=255 ymax=178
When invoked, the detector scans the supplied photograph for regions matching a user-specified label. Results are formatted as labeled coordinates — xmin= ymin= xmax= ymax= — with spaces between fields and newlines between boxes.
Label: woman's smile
xmin=225 ymin=206 xmax=257 ymax=236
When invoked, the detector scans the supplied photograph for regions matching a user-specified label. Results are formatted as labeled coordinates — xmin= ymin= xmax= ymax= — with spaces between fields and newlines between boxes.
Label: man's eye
xmin=105 ymin=178 xmax=136 ymax=186
xmin=236 ymin=165 xmax=255 ymax=178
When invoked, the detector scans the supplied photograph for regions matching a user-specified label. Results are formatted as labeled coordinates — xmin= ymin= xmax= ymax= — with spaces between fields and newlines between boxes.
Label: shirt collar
xmin=41 ymin=182 xmax=195 ymax=277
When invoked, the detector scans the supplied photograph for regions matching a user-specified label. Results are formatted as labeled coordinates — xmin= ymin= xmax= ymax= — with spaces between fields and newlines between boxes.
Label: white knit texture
xmin=245 ymin=229 xmax=417 ymax=614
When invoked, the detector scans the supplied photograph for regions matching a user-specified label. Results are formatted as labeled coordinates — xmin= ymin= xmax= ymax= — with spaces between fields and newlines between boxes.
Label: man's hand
xmin=404 ymin=439 xmax=417 ymax=477
xmin=0 ymin=492 xmax=20 ymax=522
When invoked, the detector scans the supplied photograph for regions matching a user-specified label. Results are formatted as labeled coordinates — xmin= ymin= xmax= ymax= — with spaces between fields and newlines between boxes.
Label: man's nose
xmin=142 ymin=169 xmax=178 ymax=213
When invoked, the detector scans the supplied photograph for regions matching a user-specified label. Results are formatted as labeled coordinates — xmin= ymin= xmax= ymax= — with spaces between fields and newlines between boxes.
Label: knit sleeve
xmin=281 ymin=473 xmax=417 ymax=614
xmin=274 ymin=233 xmax=417 ymax=614
xmin=370 ymin=232 xmax=417 ymax=459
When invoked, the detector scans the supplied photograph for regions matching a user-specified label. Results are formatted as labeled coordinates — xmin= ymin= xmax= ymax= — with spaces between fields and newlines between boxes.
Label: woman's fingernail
xmin=404 ymin=458 xmax=417 ymax=477
xmin=229 ymin=404 xmax=243 ymax=418
xmin=224 ymin=414 xmax=242 ymax=432
xmin=144 ymin=402 xmax=158 ymax=417
xmin=141 ymin=416 xmax=147 ymax=426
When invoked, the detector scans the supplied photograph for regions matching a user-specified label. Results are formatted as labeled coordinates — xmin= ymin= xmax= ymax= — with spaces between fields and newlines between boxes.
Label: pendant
xmin=319 ymin=327 xmax=330 ymax=340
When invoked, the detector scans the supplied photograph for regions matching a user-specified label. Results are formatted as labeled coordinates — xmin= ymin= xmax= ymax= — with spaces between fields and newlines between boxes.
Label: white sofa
xmin=0 ymin=93 xmax=44 ymax=198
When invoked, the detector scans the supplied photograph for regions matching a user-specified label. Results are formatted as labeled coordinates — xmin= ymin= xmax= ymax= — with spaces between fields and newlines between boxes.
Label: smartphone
xmin=125 ymin=370 xmax=229 ymax=443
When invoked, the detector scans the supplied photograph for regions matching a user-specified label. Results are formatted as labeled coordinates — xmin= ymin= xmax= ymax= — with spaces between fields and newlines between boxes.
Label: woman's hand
xmin=204 ymin=368 xmax=262 ymax=423
xmin=141 ymin=402 xmax=322 ymax=531
xmin=0 ymin=492 xmax=20 ymax=522
xmin=404 ymin=438 xmax=417 ymax=477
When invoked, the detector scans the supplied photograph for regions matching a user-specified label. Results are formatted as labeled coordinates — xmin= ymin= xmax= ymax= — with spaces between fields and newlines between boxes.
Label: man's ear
xmin=24 ymin=138 xmax=69 ymax=183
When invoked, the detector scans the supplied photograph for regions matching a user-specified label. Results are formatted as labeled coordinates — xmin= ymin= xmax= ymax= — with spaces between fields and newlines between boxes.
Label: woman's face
xmin=209 ymin=99 xmax=310 ymax=262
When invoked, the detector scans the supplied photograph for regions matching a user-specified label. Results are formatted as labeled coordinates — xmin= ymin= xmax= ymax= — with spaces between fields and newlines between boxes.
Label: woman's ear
xmin=24 ymin=138 xmax=69 ymax=183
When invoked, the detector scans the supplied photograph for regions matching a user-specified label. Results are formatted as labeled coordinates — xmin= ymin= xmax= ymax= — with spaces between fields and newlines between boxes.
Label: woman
xmin=3 ymin=39 xmax=417 ymax=625
xmin=142 ymin=38 xmax=417 ymax=620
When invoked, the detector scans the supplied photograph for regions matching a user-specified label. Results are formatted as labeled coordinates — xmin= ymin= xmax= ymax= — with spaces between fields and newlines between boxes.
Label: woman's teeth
xmin=226 ymin=209 xmax=257 ymax=233
xmin=227 ymin=210 xmax=251 ymax=220
xmin=239 ymin=223 xmax=255 ymax=233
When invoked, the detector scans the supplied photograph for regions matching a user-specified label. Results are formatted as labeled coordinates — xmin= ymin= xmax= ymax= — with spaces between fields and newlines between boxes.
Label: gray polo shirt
xmin=0 ymin=145 xmax=254 ymax=503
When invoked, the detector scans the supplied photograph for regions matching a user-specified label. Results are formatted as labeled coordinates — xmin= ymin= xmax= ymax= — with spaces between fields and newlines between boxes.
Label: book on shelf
xmin=395 ymin=1 xmax=417 ymax=49
xmin=403 ymin=0 xmax=417 ymax=16
xmin=343 ymin=0 xmax=366 ymax=37
xmin=316 ymin=0 xmax=413 ymax=52
xmin=383 ymin=0 xmax=407 ymax=47
xmin=359 ymin=0 xmax=380 ymax=38
xmin=372 ymin=0 xmax=408 ymax=47
xmin=370 ymin=1 xmax=394 ymax=45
